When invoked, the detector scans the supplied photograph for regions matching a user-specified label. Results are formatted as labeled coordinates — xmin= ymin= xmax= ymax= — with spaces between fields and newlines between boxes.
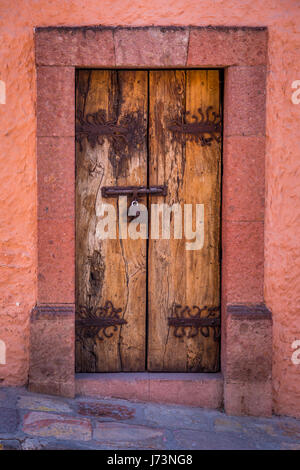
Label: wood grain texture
xmin=75 ymin=70 xmax=148 ymax=372
xmin=76 ymin=69 xmax=221 ymax=373
xmin=147 ymin=70 xmax=221 ymax=372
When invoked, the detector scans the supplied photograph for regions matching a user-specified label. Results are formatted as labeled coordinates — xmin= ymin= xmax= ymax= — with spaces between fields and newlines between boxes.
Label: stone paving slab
xmin=0 ymin=389 xmax=18 ymax=409
xmin=144 ymin=403 xmax=219 ymax=431
xmin=173 ymin=429 xmax=258 ymax=450
xmin=93 ymin=421 xmax=167 ymax=448
xmin=0 ymin=439 xmax=21 ymax=450
xmin=76 ymin=400 xmax=136 ymax=421
xmin=0 ymin=386 xmax=299 ymax=450
xmin=23 ymin=412 xmax=92 ymax=441
xmin=0 ymin=408 xmax=18 ymax=434
xmin=18 ymin=395 xmax=73 ymax=414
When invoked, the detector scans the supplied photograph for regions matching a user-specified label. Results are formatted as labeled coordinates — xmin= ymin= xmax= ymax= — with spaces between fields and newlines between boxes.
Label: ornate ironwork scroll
xmin=76 ymin=301 xmax=127 ymax=341
xmin=167 ymin=106 xmax=222 ymax=147
xmin=168 ymin=304 xmax=220 ymax=340
xmin=76 ymin=109 xmax=145 ymax=153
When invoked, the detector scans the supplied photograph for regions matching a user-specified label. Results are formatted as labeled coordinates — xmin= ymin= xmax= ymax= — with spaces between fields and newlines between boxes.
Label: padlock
xmin=128 ymin=199 xmax=140 ymax=217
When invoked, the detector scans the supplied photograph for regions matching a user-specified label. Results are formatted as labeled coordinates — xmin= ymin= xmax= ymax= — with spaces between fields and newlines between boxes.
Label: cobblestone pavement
xmin=0 ymin=387 xmax=299 ymax=450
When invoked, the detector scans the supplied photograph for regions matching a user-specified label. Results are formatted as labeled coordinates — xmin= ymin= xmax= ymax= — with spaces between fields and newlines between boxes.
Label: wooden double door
xmin=75 ymin=69 xmax=221 ymax=373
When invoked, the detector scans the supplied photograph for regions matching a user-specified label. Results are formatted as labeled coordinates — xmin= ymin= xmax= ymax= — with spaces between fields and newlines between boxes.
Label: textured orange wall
xmin=0 ymin=0 xmax=299 ymax=417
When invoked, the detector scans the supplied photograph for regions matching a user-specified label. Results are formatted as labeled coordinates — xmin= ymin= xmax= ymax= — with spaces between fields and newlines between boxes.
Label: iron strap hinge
xmin=168 ymin=305 xmax=221 ymax=340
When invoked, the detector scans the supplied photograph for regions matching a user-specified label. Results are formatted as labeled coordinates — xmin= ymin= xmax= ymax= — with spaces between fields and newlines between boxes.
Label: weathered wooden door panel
xmin=147 ymin=70 xmax=221 ymax=372
xmin=76 ymin=69 xmax=221 ymax=373
xmin=75 ymin=70 xmax=148 ymax=372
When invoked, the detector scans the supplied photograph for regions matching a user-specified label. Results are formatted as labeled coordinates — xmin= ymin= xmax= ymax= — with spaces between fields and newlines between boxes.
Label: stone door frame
xmin=31 ymin=26 xmax=272 ymax=416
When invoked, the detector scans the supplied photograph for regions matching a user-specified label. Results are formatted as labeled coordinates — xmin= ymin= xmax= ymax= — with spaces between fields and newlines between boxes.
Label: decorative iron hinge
xmin=76 ymin=301 xmax=127 ymax=341
xmin=167 ymin=106 xmax=222 ymax=147
xmin=168 ymin=304 xmax=220 ymax=340
xmin=76 ymin=109 xmax=145 ymax=152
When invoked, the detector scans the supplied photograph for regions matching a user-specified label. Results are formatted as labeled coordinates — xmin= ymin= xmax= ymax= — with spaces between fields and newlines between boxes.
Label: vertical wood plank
xmin=148 ymin=70 xmax=221 ymax=371
xmin=75 ymin=70 xmax=148 ymax=372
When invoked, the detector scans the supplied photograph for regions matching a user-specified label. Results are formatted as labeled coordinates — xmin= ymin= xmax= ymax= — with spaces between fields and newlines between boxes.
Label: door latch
xmin=101 ymin=185 xmax=167 ymax=198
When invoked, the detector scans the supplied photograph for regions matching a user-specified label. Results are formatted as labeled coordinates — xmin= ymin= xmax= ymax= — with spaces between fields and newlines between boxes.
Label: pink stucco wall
xmin=0 ymin=0 xmax=299 ymax=417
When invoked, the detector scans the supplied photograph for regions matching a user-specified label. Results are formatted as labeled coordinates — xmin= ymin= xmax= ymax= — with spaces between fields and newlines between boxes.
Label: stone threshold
xmin=76 ymin=372 xmax=223 ymax=409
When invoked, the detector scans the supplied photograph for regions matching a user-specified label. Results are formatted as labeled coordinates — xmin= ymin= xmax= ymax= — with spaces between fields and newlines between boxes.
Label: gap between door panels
xmin=145 ymin=70 xmax=150 ymax=371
